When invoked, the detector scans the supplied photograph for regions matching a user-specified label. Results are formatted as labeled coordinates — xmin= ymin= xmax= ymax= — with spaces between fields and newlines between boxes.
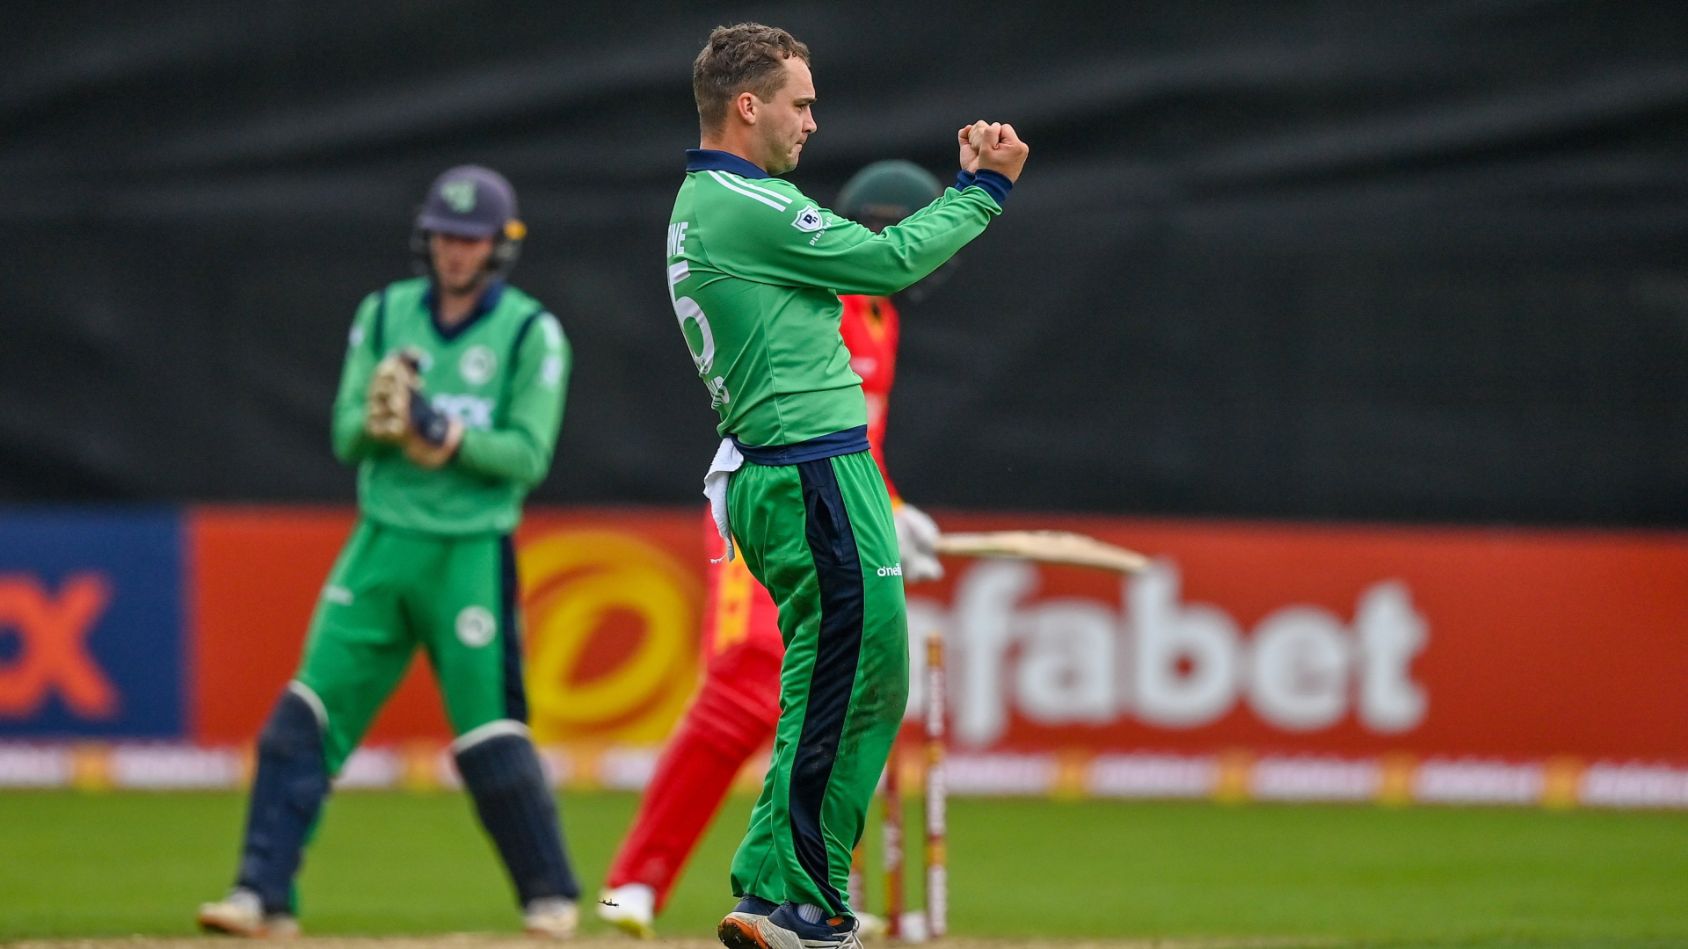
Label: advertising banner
xmin=901 ymin=515 xmax=1688 ymax=762
xmin=186 ymin=508 xmax=1688 ymax=762
xmin=6 ymin=505 xmax=1685 ymax=805
xmin=0 ymin=509 xmax=185 ymax=737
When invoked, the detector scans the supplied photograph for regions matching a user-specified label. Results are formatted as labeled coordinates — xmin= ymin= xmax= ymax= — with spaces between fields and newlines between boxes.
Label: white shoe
xmin=197 ymin=888 xmax=300 ymax=938
xmin=596 ymin=883 xmax=656 ymax=938
xmin=523 ymin=897 xmax=579 ymax=938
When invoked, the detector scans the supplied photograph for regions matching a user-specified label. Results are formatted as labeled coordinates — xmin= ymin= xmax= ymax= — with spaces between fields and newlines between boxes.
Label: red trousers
xmin=603 ymin=511 xmax=785 ymax=909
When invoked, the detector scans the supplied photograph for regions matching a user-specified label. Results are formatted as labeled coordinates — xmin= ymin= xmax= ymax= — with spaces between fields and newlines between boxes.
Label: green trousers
xmin=726 ymin=450 xmax=909 ymax=917
xmin=295 ymin=520 xmax=526 ymax=773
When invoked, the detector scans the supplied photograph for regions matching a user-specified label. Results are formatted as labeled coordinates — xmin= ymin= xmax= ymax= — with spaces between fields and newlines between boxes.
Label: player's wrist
xmin=403 ymin=419 xmax=463 ymax=470
xmin=409 ymin=392 xmax=453 ymax=447
xmin=968 ymin=169 xmax=1012 ymax=206
xmin=443 ymin=419 xmax=465 ymax=460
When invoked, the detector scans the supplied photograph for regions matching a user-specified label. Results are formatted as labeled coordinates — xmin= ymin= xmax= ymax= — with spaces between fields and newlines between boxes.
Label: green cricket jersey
xmin=666 ymin=150 xmax=1004 ymax=447
xmin=330 ymin=277 xmax=570 ymax=535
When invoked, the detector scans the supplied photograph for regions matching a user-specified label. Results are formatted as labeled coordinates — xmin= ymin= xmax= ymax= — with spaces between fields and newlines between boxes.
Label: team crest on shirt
xmin=460 ymin=345 xmax=496 ymax=385
xmin=791 ymin=205 xmax=824 ymax=233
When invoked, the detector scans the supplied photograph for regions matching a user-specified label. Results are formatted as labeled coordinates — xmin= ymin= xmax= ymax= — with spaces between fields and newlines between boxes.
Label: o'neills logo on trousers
xmin=877 ymin=564 xmax=903 ymax=577
xmin=906 ymin=561 xmax=1430 ymax=745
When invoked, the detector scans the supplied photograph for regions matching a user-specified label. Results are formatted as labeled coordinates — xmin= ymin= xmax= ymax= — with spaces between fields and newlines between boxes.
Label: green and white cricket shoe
xmin=523 ymin=896 xmax=579 ymax=938
xmin=596 ymin=883 xmax=656 ymax=939
xmin=196 ymin=887 xmax=300 ymax=939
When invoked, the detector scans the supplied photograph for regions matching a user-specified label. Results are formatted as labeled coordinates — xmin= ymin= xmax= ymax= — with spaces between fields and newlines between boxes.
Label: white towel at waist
xmin=702 ymin=437 xmax=744 ymax=563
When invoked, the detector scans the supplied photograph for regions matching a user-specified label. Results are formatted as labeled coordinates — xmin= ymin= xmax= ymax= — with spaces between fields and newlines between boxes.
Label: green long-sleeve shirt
xmin=332 ymin=277 xmax=570 ymax=535
xmin=666 ymin=150 xmax=1003 ymax=447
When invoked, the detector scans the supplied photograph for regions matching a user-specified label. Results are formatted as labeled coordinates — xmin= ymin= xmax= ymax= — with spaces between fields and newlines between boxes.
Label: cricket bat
xmin=934 ymin=530 xmax=1150 ymax=573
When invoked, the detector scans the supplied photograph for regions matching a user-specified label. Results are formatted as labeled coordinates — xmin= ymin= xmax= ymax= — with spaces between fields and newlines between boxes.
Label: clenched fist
xmin=966 ymin=121 xmax=1029 ymax=183
xmin=957 ymin=122 xmax=985 ymax=174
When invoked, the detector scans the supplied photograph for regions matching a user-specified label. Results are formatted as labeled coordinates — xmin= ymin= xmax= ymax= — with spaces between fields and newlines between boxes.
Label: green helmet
xmin=836 ymin=160 xmax=943 ymax=228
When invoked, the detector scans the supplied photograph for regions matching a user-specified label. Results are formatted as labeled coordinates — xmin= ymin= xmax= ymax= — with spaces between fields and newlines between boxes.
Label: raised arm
xmin=708 ymin=179 xmax=1007 ymax=296
xmin=711 ymin=121 xmax=1026 ymax=295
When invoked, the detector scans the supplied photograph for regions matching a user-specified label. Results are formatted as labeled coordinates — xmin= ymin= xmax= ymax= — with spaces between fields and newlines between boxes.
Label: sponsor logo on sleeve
xmin=792 ymin=205 xmax=824 ymax=233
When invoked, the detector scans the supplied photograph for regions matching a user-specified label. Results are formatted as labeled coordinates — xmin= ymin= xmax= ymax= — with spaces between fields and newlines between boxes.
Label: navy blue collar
xmin=424 ymin=279 xmax=505 ymax=342
xmin=686 ymin=148 xmax=770 ymax=180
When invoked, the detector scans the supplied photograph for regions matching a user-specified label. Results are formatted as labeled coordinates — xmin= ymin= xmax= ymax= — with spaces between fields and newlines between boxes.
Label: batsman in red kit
xmin=598 ymin=160 xmax=948 ymax=937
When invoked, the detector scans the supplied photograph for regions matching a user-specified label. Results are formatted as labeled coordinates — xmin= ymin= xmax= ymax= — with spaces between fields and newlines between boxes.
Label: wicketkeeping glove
xmin=402 ymin=386 xmax=464 ymax=470
xmin=408 ymin=391 xmax=453 ymax=447
xmin=365 ymin=352 xmax=417 ymax=443
xmin=894 ymin=502 xmax=945 ymax=583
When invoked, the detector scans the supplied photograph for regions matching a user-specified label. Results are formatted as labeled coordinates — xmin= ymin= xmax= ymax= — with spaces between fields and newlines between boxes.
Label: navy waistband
xmin=732 ymin=425 xmax=870 ymax=466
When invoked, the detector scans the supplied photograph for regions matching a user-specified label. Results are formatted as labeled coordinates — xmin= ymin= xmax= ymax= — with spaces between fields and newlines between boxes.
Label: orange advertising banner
xmin=899 ymin=515 xmax=1687 ymax=761
xmin=189 ymin=507 xmax=1688 ymax=766
xmin=190 ymin=507 xmax=705 ymax=746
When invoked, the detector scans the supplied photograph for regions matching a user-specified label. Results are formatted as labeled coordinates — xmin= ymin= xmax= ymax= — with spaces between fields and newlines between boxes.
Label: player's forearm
xmin=331 ymin=406 xmax=378 ymax=464
xmin=452 ymin=317 xmax=568 ymax=485
xmin=330 ymin=355 xmax=379 ymax=464
xmin=331 ymin=295 xmax=383 ymax=465
xmin=455 ymin=427 xmax=554 ymax=486
xmin=819 ymin=188 xmax=1002 ymax=295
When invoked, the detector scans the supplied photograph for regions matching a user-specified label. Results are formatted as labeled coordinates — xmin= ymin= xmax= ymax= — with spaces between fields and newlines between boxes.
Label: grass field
xmin=2 ymin=791 xmax=1685 ymax=948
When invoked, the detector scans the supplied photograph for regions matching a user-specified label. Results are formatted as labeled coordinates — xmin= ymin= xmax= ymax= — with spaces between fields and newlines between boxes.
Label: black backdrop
xmin=3 ymin=1 xmax=1684 ymax=524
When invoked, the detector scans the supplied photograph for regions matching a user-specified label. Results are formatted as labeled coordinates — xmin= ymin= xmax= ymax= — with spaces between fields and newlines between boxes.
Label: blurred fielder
xmin=662 ymin=22 xmax=1027 ymax=949
xmin=197 ymin=165 xmax=580 ymax=937
xmin=600 ymin=160 xmax=949 ymax=938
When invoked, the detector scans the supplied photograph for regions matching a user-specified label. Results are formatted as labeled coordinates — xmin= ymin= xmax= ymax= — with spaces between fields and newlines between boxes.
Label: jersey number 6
xmin=667 ymin=260 xmax=730 ymax=407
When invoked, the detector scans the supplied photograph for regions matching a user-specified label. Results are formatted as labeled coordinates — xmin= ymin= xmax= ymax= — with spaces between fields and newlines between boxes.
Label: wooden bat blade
xmin=933 ymin=530 xmax=1150 ymax=573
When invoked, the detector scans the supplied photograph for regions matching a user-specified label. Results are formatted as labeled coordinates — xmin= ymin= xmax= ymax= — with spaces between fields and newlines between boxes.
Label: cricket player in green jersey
xmin=197 ymin=165 xmax=580 ymax=938
xmin=669 ymin=23 xmax=1029 ymax=949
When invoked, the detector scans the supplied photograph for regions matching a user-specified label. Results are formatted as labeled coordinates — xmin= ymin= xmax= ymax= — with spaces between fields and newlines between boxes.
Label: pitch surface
xmin=4 ymin=791 xmax=1684 ymax=946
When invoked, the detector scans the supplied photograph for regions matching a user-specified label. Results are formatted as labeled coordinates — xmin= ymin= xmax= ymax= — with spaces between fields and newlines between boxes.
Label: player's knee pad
xmin=454 ymin=725 xmax=579 ymax=904
xmin=455 ymin=726 xmax=545 ymax=793
xmin=258 ymin=688 xmax=321 ymax=757
xmin=256 ymin=686 xmax=329 ymax=802
xmin=237 ymin=686 xmax=329 ymax=911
